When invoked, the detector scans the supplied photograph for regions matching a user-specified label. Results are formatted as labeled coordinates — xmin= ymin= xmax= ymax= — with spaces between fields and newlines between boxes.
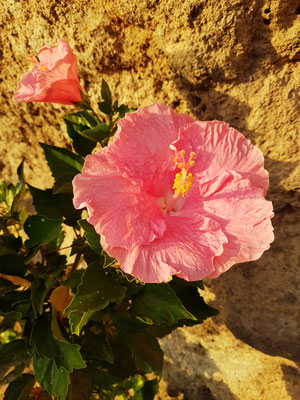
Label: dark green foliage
xmin=132 ymin=332 xmax=163 ymax=373
xmin=0 ymin=340 xmax=30 ymax=385
xmin=33 ymin=355 xmax=70 ymax=400
xmin=29 ymin=186 xmax=81 ymax=226
xmin=40 ymin=143 xmax=83 ymax=194
xmin=4 ymin=373 xmax=35 ymax=400
xmin=30 ymin=318 xmax=86 ymax=372
xmin=0 ymin=290 xmax=31 ymax=321
xmin=24 ymin=215 xmax=62 ymax=249
xmin=0 ymin=235 xmax=22 ymax=256
xmin=78 ymin=219 xmax=102 ymax=254
xmin=0 ymin=254 xmax=27 ymax=276
xmin=0 ymin=80 xmax=218 ymax=399
xmin=65 ymin=263 xmax=126 ymax=314
xmin=64 ymin=119 xmax=96 ymax=157
xmin=131 ymin=283 xmax=197 ymax=325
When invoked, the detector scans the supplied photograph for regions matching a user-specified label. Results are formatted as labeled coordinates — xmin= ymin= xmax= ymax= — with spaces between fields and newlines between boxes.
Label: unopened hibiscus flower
xmin=73 ymin=104 xmax=274 ymax=283
xmin=13 ymin=39 xmax=82 ymax=105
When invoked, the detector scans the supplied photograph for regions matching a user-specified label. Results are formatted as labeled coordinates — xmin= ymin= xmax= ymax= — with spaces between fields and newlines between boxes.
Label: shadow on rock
xmin=204 ymin=203 xmax=300 ymax=364
xmin=161 ymin=329 xmax=238 ymax=400
xmin=281 ymin=364 xmax=300 ymax=400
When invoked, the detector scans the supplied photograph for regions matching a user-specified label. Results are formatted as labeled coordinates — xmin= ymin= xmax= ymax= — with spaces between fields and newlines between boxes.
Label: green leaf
xmin=68 ymin=368 xmax=92 ymax=400
xmin=101 ymin=79 xmax=112 ymax=105
xmin=0 ymin=254 xmax=27 ymax=276
xmin=24 ymin=215 xmax=62 ymax=249
xmin=0 ymin=340 xmax=30 ymax=383
xmin=170 ymin=280 xmax=218 ymax=326
xmin=68 ymin=310 xmax=95 ymax=336
xmin=53 ymin=179 xmax=73 ymax=194
xmin=102 ymin=249 xmax=117 ymax=268
xmin=30 ymin=278 xmax=48 ymax=317
xmin=1 ymin=161 xmax=27 ymax=219
xmin=0 ymin=310 xmax=22 ymax=322
xmin=111 ymin=312 xmax=147 ymax=335
xmin=172 ymin=276 xmax=204 ymax=289
xmin=16 ymin=161 xmax=25 ymax=185
xmin=11 ymin=188 xmax=27 ymax=216
xmin=142 ymin=379 xmax=159 ymax=400
xmin=118 ymin=104 xmax=136 ymax=119
xmin=78 ymin=219 xmax=102 ymax=255
xmin=0 ymin=235 xmax=22 ymax=256
xmin=146 ymin=323 xmax=177 ymax=339
xmin=61 ymin=269 xmax=84 ymax=293
xmin=0 ymin=291 xmax=31 ymax=322
xmin=29 ymin=186 xmax=81 ymax=227
xmin=113 ymin=99 xmax=119 ymax=111
xmin=131 ymin=283 xmax=196 ymax=325
xmin=30 ymin=318 xmax=86 ymax=372
xmin=65 ymin=263 xmax=125 ymax=314
xmin=33 ymin=354 xmax=70 ymax=400
xmin=4 ymin=374 xmax=35 ymax=400
xmin=98 ymin=101 xmax=112 ymax=115
xmin=0 ymin=278 xmax=17 ymax=295
xmin=29 ymin=186 xmax=63 ymax=220
xmin=79 ymin=124 xmax=110 ymax=142
xmin=64 ymin=111 xmax=98 ymax=128
xmin=90 ymin=367 xmax=121 ymax=390
xmin=110 ymin=337 xmax=138 ymax=379
xmin=64 ymin=119 xmax=96 ymax=157
xmin=51 ymin=308 xmax=68 ymax=342
xmin=82 ymin=246 xmax=100 ymax=265
xmin=0 ymin=180 xmax=6 ymax=203
xmin=35 ymin=254 xmax=66 ymax=283
xmin=40 ymin=143 xmax=83 ymax=182
xmin=80 ymin=322 xmax=114 ymax=363
xmin=132 ymin=333 xmax=163 ymax=373
xmin=1 ymin=363 xmax=27 ymax=386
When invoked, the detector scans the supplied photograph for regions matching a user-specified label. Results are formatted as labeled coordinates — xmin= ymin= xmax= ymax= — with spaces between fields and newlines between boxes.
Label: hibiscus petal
xmin=73 ymin=152 xmax=166 ymax=249
xmin=104 ymin=214 xmax=227 ymax=283
xmin=38 ymin=39 xmax=76 ymax=72
xmin=197 ymin=170 xmax=274 ymax=277
xmin=13 ymin=68 xmax=39 ymax=102
xmin=105 ymin=104 xmax=195 ymax=197
xmin=36 ymin=78 xmax=81 ymax=104
xmin=172 ymin=120 xmax=269 ymax=193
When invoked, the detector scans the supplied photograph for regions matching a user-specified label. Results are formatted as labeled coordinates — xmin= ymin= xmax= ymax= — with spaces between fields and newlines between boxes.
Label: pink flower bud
xmin=13 ymin=39 xmax=82 ymax=105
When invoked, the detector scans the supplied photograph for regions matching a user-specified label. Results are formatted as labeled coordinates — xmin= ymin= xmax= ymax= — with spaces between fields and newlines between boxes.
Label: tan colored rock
xmin=1 ymin=0 xmax=299 ymax=399
xmin=161 ymin=321 xmax=300 ymax=400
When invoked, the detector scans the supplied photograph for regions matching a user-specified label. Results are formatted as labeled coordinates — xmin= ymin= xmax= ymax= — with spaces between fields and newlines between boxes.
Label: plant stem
xmin=71 ymin=252 xmax=82 ymax=273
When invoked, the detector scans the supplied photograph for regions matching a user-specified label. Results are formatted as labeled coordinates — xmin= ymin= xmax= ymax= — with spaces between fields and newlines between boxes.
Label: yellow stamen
xmin=172 ymin=149 xmax=196 ymax=198
xmin=173 ymin=171 xmax=193 ymax=197
xmin=39 ymin=65 xmax=48 ymax=72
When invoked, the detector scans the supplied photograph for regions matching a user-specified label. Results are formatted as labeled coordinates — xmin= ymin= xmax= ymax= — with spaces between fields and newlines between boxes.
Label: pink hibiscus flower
xmin=13 ymin=39 xmax=82 ymax=105
xmin=73 ymin=104 xmax=274 ymax=283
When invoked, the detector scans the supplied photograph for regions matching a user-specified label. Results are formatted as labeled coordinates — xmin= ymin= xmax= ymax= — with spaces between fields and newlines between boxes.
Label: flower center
xmin=162 ymin=150 xmax=195 ymax=214
xmin=25 ymin=54 xmax=48 ymax=72
xmin=173 ymin=150 xmax=195 ymax=197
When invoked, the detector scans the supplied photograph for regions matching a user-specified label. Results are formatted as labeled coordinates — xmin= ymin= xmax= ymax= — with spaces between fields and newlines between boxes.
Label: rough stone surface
xmin=1 ymin=0 xmax=299 ymax=399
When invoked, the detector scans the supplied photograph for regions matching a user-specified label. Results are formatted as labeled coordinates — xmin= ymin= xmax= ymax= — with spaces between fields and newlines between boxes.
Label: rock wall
xmin=1 ymin=0 xmax=299 ymax=399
